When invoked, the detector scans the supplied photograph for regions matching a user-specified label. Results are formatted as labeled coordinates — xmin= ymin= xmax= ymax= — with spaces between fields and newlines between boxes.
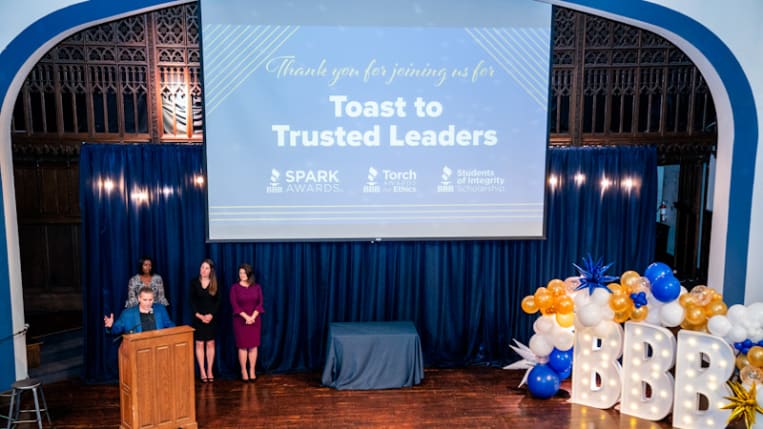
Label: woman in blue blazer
xmin=104 ymin=286 xmax=175 ymax=334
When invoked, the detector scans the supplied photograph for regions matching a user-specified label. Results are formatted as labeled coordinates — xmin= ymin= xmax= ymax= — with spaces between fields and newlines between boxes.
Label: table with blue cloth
xmin=321 ymin=321 xmax=424 ymax=390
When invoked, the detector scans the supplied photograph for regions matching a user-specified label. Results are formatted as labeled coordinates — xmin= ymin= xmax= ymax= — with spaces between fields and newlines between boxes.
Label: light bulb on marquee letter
xmin=620 ymin=322 xmax=676 ymax=421
xmin=672 ymin=330 xmax=734 ymax=429
xmin=571 ymin=321 xmax=623 ymax=409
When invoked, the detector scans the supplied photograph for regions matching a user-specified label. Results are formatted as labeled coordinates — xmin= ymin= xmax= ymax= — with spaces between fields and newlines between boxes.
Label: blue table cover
xmin=321 ymin=321 xmax=424 ymax=390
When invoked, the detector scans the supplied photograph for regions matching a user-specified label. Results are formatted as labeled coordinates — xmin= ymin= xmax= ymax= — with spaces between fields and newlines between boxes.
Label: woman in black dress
xmin=190 ymin=258 xmax=220 ymax=382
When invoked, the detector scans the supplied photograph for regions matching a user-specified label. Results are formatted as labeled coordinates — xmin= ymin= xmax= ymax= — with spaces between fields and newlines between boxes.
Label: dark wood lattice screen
xmin=549 ymin=8 xmax=715 ymax=159
xmin=12 ymin=3 xmax=201 ymax=145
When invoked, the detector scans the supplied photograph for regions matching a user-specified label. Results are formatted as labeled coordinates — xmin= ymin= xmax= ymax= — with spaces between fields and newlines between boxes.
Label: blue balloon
xmin=644 ymin=262 xmax=672 ymax=283
xmin=548 ymin=348 xmax=573 ymax=374
xmin=651 ymin=274 xmax=681 ymax=302
xmin=527 ymin=364 xmax=561 ymax=399
xmin=556 ymin=365 xmax=572 ymax=381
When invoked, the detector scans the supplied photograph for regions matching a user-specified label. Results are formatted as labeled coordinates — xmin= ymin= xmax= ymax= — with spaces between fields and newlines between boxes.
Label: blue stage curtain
xmin=81 ymin=144 xmax=656 ymax=382
xmin=80 ymin=143 xmax=207 ymax=382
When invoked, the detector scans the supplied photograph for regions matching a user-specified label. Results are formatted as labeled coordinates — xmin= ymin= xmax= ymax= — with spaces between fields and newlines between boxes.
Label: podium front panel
xmin=118 ymin=326 xmax=197 ymax=429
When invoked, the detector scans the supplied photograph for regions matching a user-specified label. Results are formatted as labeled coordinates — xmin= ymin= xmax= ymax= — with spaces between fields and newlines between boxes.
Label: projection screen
xmin=200 ymin=0 xmax=552 ymax=241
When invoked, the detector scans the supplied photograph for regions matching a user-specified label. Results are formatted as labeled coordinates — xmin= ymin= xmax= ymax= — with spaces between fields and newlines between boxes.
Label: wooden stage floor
xmin=22 ymin=367 xmax=676 ymax=428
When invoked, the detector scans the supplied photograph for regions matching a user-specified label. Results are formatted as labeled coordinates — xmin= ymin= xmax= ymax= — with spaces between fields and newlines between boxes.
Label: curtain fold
xmin=81 ymin=143 xmax=656 ymax=382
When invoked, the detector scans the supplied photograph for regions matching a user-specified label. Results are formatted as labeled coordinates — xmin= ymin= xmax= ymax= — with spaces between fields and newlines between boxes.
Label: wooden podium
xmin=118 ymin=325 xmax=197 ymax=429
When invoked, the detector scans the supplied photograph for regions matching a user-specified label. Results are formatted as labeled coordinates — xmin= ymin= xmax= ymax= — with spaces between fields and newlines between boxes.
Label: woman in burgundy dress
xmin=230 ymin=263 xmax=264 ymax=381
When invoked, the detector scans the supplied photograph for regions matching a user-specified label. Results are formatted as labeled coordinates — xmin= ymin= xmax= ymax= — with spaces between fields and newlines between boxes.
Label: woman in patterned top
xmin=125 ymin=256 xmax=169 ymax=308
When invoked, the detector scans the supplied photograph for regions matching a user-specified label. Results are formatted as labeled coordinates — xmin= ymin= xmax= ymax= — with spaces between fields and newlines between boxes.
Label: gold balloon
xmin=630 ymin=306 xmax=649 ymax=322
xmin=534 ymin=287 xmax=553 ymax=310
xmin=609 ymin=293 xmax=631 ymax=312
xmin=614 ymin=307 xmax=633 ymax=323
xmin=679 ymin=293 xmax=696 ymax=307
xmin=680 ymin=319 xmax=707 ymax=332
xmin=608 ymin=283 xmax=625 ymax=295
xmin=638 ymin=276 xmax=651 ymax=292
xmin=740 ymin=365 xmax=763 ymax=385
xmin=736 ymin=353 xmax=751 ymax=370
xmin=704 ymin=300 xmax=727 ymax=317
xmin=556 ymin=312 xmax=575 ymax=328
xmin=620 ymin=271 xmax=641 ymax=293
xmin=547 ymin=279 xmax=567 ymax=296
xmin=564 ymin=276 xmax=581 ymax=294
xmin=684 ymin=304 xmax=706 ymax=325
xmin=521 ymin=295 xmax=538 ymax=314
xmin=540 ymin=304 xmax=557 ymax=316
xmin=689 ymin=285 xmax=712 ymax=306
xmin=555 ymin=295 xmax=574 ymax=314
xmin=710 ymin=291 xmax=724 ymax=303
xmin=747 ymin=346 xmax=763 ymax=368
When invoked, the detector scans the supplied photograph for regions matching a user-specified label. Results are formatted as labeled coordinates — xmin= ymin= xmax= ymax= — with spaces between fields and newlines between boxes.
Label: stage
xmin=7 ymin=367 xmax=683 ymax=428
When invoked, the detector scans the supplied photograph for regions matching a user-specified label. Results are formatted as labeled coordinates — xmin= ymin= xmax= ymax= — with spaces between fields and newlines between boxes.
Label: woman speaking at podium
xmin=104 ymin=286 xmax=175 ymax=334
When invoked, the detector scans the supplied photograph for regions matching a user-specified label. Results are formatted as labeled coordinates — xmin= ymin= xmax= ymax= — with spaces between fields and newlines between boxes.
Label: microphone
xmin=127 ymin=322 xmax=142 ymax=334
xmin=144 ymin=313 xmax=156 ymax=330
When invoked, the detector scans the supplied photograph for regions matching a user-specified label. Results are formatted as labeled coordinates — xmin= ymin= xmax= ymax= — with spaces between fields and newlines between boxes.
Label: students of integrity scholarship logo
xmin=437 ymin=166 xmax=454 ymax=193
xmin=455 ymin=169 xmax=505 ymax=192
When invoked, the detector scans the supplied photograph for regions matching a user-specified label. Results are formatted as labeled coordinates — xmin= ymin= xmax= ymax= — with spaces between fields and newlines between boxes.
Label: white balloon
xmin=728 ymin=325 xmax=748 ymax=343
xmin=750 ymin=328 xmax=763 ymax=343
xmin=602 ymin=307 xmax=615 ymax=321
xmin=645 ymin=306 xmax=662 ymax=325
xmin=747 ymin=302 xmax=763 ymax=326
xmin=529 ymin=333 xmax=554 ymax=358
xmin=533 ymin=316 xmax=555 ymax=334
xmin=743 ymin=319 xmax=757 ymax=330
xmin=660 ymin=301 xmax=685 ymax=327
xmin=707 ymin=315 xmax=732 ymax=337
xmin=726 ymin=304 xmax=749 ymax=325
xmin=577 ymin=303 xmax=603 ymax=327
xmin=552 ymin=328 xmax=575 ymax=351
xmin=646 ymin=291 xmax=660 ymax=306
xmin=593 ymin=320 xmax=613 ymax=338
xmin=591 ymin=288 xmax=611 ymax=305
xmin=574 ymin=291 xmax=591 ymax=308
xmin=747 ymin=302 xmax=763 ymax=315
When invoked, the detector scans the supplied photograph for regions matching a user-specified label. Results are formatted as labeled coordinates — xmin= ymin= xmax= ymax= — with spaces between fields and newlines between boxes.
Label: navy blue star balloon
xmin=573 ymin=255 xmax=619 ymax=295
xmin=630 ymin=291 xmax=648 ymax=308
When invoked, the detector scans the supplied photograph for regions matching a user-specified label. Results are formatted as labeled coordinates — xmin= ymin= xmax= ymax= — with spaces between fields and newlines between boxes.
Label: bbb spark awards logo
xmin=266 ymin=169 xmax=282 ymax=193
xmin=267 ymin=168 xmax=343 ymax=193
